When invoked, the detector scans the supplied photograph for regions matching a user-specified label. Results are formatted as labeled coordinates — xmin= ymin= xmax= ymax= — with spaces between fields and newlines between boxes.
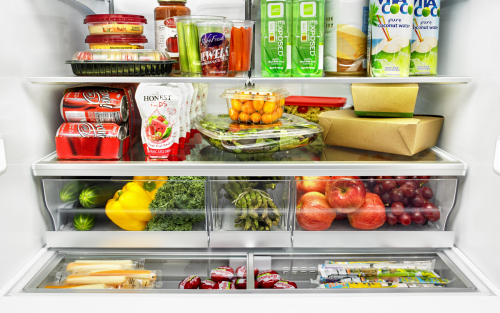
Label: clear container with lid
xmin=173 ymin=15 xmax=225 ymax=74
xmin=84 ymin=14 xmax=147 ymax=35
xmin=220 ymin=85 xmax=290 ymax=124
xmin=229 ymin=20 xmax=254 ymax=73
xmin=195 ymin=113 xmax=322 ymax=154
xmin=196 ymin=20 xmax=233 ymax=77
xmin=85 ymin=35 xmax=148 ymax=49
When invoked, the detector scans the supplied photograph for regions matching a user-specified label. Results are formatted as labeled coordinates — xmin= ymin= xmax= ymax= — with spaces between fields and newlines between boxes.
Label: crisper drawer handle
xmin=495 ymin=135 xmax=500 ymax=176
xmin=0 ymin=136 xmax=6 ymax=175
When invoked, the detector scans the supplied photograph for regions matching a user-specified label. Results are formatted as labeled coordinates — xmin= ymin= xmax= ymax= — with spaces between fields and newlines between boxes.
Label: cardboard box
xmin=352 ymin=83 xmax=419 ymax=118
xmin=320 ymin=146 xmax=439 ymax=162
xmin=318 ymin=109 xmax=444 ymax=156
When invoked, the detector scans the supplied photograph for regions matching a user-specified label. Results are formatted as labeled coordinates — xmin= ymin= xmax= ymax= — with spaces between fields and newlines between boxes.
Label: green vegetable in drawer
xmin=79 ymin=184 xmax=121 ymax=208
xmin=73 ymin=213 xmax=96 ymax=231
xmin=60 ymin=181 xmax=88 ymax=203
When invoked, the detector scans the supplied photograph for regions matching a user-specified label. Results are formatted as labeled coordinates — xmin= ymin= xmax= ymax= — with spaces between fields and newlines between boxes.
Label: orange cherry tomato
xmin=275 ymin=107 xmax=283 ymax=118
xmin=258 ymin=109 xmax=264 ymax=115
xmin=263 ymin=101 xmax=276 ymax=114
xmin=229 ymin=108 xmax=239 ymax=121
xmin=262 ymin=113 xmax=273 ymax=124
xmin=280 ymin=98 xmax=285 ymax=106
xmin=250 ymin=112 xmax=262 ymax=123
xmin=239 ymin=112 xmax=251 ymax=123
xmin=242 ymin=101 xmax=256 ymax=114
xmin=271 ymin=109 xmax=280 ymax=122
xmin=231 ymin=99 xmax=242 ymax=112
xmin=253 ymin=99 xmax=265 ymax=111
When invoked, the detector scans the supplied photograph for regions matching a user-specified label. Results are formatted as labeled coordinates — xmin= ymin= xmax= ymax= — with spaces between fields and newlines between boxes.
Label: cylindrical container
xmin=367 ymin=0 xmax=413 ymax=77
xmin=197 ymin=20 xmax=233 ymax=77
xmin=57 ymin=123 xmax=127 ymax=140
xmin=85 ymin=35 xmax=148 ymax=49
xmin=84 ymin=14 xmax=147 ymax=35
xmin=229 ymin=20 xmax=254 ymax=73
xmin=61 ymin=89 xmax=128 ymax=124
xmin=410 ymin=0 xmax=441 ymax=75
xmin=174 ymin=15 xmax=225 ymax=74
xmin=155 ymin=0 xmax=191 ymax=73
xmin=324 ymin=0 xmax=369 ymax=76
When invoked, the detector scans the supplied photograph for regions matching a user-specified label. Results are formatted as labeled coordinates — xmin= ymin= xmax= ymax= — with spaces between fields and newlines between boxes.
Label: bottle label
xmin=155 ymin=18 xmax=179 ymax=57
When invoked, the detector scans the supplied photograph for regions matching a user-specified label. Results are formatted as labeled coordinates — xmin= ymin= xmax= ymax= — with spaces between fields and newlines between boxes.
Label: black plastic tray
xmin=66 ymin=60 xmax=177 ymax=76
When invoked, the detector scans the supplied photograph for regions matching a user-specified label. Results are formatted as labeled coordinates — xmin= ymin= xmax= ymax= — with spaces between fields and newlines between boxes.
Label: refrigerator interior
xmin=1 ymin=0 xmax=500 ymax=298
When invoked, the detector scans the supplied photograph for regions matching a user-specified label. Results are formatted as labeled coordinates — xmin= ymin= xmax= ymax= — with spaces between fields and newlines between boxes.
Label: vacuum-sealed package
xmin=65 ymin=259 xmax=144 ymax=273
xmin=135 ymin=83 xmax=182 ymax=158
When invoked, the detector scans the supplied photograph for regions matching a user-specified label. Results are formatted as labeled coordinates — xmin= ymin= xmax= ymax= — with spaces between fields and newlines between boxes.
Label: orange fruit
xmin=258 ymin=109 xmax=264 ymax=115
xmin=242 ymin=101 xmax=256 ymax=114
xmin=262 ymin=113 xmax=273 ymax=124
xmin=239 ymin=112 xmax=251 ymax=123
xmin=253 ymin=99 xmax=265 ymax=111
xmin=275 ymin=107 xmax=283 ymax=118
xmin=231 ymin=99 xmax=242 ymax=111
xmin=280 ymin=98 xmax=285 ymax=106
xmin=229 ymin=108 xmax=239 ymax=121
xmin=263 ymin=101 xmax=276 ymax=114
xmin=250 ymin=112 xmax=262 ymax=123
xmin=271 ymin=109 xmax=280 ymax=122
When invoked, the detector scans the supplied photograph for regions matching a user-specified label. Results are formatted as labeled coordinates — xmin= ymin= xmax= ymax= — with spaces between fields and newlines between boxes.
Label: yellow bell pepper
xmin=133 ymin=176 xmax=168 ymax=199
xmin=105 ymin=182 xmax=155 ymax=231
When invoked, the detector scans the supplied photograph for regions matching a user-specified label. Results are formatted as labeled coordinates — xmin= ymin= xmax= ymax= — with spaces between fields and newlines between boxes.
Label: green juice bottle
xmin=261 ymin=0 xmax=292 ymax=77
xmin=292 ymin=0 xmax=324 ymax=77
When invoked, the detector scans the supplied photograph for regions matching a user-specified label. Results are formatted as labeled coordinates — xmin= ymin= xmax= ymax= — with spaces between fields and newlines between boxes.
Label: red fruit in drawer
xmin=295 ymin=176 xmax=330 ymax=194
xmin=178 ymin=275 xmax=201 ymax=289
xmin=347 ymin=193 xmax=386 ymax=230
xmin=257 ymin=270 xmax=281 ymax=288
xmin=296 ymin=192 xmax=336 ymax=231
xmin=214 ymin=281 xmax=235 ymax=290
xmin=325 ymin=176 xmax=366 ymax=213
xmin=200 ymin=279 xmax=217 ymax=290
xmin=235 ymin=266 xmax=259 ymax=279
xmin=211 ymin=266 xmax=234 ymax=282
xmin=273 ymin=280 xmax=297 ymax=289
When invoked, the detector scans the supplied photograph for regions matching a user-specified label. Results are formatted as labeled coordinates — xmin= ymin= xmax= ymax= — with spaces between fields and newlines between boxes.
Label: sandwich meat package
xmin=135 ymin=83 xmax=182 ymax=158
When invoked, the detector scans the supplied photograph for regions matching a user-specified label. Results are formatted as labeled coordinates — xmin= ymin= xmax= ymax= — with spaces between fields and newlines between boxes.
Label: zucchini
xmin=79 ymin=184 xmax=120 ymax=208
xmin=73 ymin=213 xmax=96 ymax=231
xmin=60 ymin=181 xmax=87 ymax=203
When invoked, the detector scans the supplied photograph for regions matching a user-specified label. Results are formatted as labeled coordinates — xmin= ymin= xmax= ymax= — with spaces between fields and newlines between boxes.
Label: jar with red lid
xmin=84 ymin=14 xmax=147 ymax=35
xmin=155 ymin=0 xmax=191 ymax=73
xmin=85 ymin=35 xmax=148 ymax=49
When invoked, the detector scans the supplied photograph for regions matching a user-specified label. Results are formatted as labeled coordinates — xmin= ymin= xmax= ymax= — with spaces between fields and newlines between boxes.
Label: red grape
xmin=426 ymin=208 xmax=441 ymax=223
xmin=382 ymin=180 xmax=397 ymax=191
xmin=373 ymin=183 xmax=384 ymax=195
xmin=386 ymin=212 xmax=398 ymax=226
xmin=414 ymin=188 xmax=424 ymax=197
xmin=401 ymin=196 xmax=409 ymax=206
xmin=411 ymin=209 xmax=426 ymax=225
xmin=411 ymin=195 xmax=424 ymax=207
xmin=418 ymin=176 xmax=431 ymax=184
xmin=381 ymin=192 xmax=392 ymax=205
xmin=394 ymin=176 xmax=406 ymax=186
xmin=375 ymin=176 xmax=391 ymax=183
xmin=400 ymin=184 xmax=416 ymax=198
xmin=399 ymin=213 xmax=412 ymax=226
xmin=391 ymin=202 xmax=405 ymax=216
xmin=421 ymin=202 xmax=437 ymax=217
xmin=422 ymin=187 xmax=434 ymax=200
xmin=390 ymin=188 xmax=404 ymax=202
xmin=405 ymin=180 xmax=418 ymax=189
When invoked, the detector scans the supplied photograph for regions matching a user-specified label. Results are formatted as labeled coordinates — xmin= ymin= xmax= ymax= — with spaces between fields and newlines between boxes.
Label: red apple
xmin=296 ymin=192 xmax=336 ymax=231
xmin=334 ymin=210 xmax=348 ymax=221
xmin=347 ymin=193 xmax=386 ymax=230
xmin=295 ymin=176 xmax=331 ymax=194
xmin=325 ymin=176 xmax=366 ymax=213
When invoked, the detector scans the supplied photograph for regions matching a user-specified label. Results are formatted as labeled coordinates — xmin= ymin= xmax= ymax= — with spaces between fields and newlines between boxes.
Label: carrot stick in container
xmin=234 ymin=27 xmax=243 ymax=71
xmin=242 ymin=27 xmax=252 ymax=71
xmin=229 ymin=27 xmax=236 ymax=71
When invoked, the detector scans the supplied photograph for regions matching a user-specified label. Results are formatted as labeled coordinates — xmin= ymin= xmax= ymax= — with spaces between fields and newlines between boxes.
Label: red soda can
xmin=61 ymin=88 xmax=128 ymax=124
xmin=57 ymin=123 xmax=127 ymax=140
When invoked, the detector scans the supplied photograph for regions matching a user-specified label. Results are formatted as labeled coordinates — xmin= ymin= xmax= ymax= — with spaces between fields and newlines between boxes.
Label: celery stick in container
xmin=174 ymin=16 xmax=225 ymax=74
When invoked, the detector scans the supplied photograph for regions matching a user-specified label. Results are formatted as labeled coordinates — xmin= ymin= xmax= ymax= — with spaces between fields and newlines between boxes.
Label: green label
xmin=303 ymin=4 xmax=313 ymax=16
xmin=355 ymin=111 xmax=414 ymax=118
xmin=270 ymin=4 xmax=282 ymax=17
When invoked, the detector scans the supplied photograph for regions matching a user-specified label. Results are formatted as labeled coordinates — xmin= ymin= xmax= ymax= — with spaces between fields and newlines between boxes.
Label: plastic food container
xmin=197 ymin=20 xmax=233 ymax=77
xmin=284 ymin=96 xmax=347 ymax=123
xmin=174 ymin=15 xmax=225 ymax=74
xmin=220 ymin=86 xmax=290 ymax=124
xmin=229 ymin=20 xmax=254 ymax=73
xmin=84 ymin=14 xmax=147 ymax=35
xmin=85 ymin=35 xmax=148 ymax=49
xmin=67 ymin=49 xmax=176 ymax=76
xmin=195 ymin=113 xmax=322 ymax=154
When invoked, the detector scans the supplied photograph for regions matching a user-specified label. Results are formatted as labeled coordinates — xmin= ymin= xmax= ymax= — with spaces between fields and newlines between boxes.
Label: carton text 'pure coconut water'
xmin=410 ymin=0 xmax=440 ymax=75
xmin=367 ymin=0 xmax=414 ymax=77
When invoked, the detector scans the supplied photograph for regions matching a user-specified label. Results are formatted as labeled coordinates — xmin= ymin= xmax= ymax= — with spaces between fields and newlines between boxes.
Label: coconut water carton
xmin=367 ymin=0 xmax=414 ymax=77
xmin=410 ymin=0 xmax=440 ymax=75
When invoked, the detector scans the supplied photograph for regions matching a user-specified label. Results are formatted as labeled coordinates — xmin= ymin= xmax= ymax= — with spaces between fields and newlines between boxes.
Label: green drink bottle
xmin=261 ymin=0 xmax=292 ymax=77
xmin=292 ymin=0 xmax=324 ymax=77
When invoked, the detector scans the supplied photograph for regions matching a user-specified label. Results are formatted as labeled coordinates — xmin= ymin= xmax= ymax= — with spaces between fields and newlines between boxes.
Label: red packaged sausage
xmin=273 ymin=281 xmax=297 ymax=289
xmin=235 ymin=266 xmax=259 ymax=279
xmin=214 ymin=281 xmax=235 ymax=290
xmin=256 ymin=270 xmax=281 ymax=288
xmin=210 ymin=266 xmax=234 ymax=282
xmin=178 ymin=275 xmax=201 ymax=289
xmin=200 ymin=279 xmax=217 ymax=290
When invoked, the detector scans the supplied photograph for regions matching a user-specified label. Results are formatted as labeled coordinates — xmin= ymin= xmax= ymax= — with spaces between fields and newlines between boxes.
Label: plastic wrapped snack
xmin=221 ymin=85 xmax=289 ymax=124
xmin=55 ymin=270 xmax=160 ymax=289
xmin=195 ymin=113 xmax=322 ymax=154
xmin=318 ymin=282 xmax=439 ymax=289
xmin=65 ymin=259 xmax=144 ymax=273
xmin=324 ymin=260 xmax=435 ymax=270
xmin=311 ymin=275 xmax=451 ymax=285
xmin=318 ymin=265 xmax=440 ymax=278
xmin=284 ymin=96 xmax=346 ymax=123
xmin=44 ymin=283 xmax=114 ymax=289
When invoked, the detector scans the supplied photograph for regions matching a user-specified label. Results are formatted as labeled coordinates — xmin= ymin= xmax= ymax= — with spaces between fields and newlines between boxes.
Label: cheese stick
xmin=89 ymin=270 xmax=156 ymax=280
xmin=45 ymin=284 xmax=111 ymax=289
xmin=66 ymin=275 xmax=128 ymax=286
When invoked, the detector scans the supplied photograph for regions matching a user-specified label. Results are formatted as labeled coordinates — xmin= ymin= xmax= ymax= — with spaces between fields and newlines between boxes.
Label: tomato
xmin=250 ymin=112 xmax=262 ymax=123
xmin=297 ymin=106 xmax=309 ymax=114
xmin=263 ymin=101 xmax=276 ymax=114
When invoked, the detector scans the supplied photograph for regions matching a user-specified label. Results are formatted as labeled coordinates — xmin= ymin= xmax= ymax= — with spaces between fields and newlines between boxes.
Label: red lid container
xmin=84 ymin=14 xmax=148 ymax=24
xmin=85 ymin=35 xmax=148 ymax=49
xmin=285 ymin=96 xmax=347 ymax=107
xmin=84 ymin=14 xmax=147 ymax=36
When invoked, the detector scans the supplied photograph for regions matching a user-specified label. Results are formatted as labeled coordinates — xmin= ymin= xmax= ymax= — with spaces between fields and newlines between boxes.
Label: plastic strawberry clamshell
xmin=66 ymin=49 xmax=177 ymax=76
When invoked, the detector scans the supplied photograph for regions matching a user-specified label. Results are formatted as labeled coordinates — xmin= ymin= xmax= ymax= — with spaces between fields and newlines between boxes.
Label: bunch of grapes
xmin=361 ymin=176 xmax=440 ymax=227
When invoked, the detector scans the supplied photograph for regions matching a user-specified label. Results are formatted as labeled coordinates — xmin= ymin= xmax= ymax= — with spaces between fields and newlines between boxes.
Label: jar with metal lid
xmin=155 ymin=0 xmax=191 ymax=73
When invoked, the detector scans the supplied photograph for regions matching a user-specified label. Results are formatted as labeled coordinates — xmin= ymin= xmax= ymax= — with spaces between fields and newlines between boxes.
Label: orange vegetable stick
xmin=234 ymin=27 xmax=243 ymax=71
xmin=229 ymin=27 xmax=236 ymax=71
xmin=242 ymin=27 xmax=252 ymax=71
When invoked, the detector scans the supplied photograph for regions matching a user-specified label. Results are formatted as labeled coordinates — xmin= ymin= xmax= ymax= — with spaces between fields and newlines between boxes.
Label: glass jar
xmin=155 ymin=0 xmax=191 ymax=73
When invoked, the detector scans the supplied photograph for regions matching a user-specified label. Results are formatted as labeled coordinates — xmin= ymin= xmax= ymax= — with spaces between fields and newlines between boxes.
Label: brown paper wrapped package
xmin=318 ymin=110 xmax=444 ymax=156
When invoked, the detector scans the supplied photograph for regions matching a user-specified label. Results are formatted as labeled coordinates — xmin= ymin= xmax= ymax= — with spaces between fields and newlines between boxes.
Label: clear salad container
xmin=196 ymin=20 xmax=233 ymax=77
xmin=229 ymin=20 xmax=254 ymax=73
xmin=84 ymin=14 xmax=147 ymax=35
xmin=220 ymin=85 xmax=290 ymax=124
xmin=195 ymin=113 xmax=322 ymax=154
xmin=67 ymin=49 xmax=176 ymax=76
xmin=85 ymin=34 xmax=148 ymax=49
xmin=173 ymin=15 xmax=225 ymax=74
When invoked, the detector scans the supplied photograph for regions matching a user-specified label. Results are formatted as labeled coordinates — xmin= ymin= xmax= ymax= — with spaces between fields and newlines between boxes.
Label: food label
xmin=88 ymin=44 xmax=142 ymax=50
xmin=88 ymin=23 xmax=143 ymax=35
xmin=410 ymin=0 xmax=440 ymax=75
xmin=57 ymin=123 xmax=125 ymax=139
xmin=155 ymin=19 xmax=179 ymax=57
xmin=199 ymin=32 xmax=230 ymax=76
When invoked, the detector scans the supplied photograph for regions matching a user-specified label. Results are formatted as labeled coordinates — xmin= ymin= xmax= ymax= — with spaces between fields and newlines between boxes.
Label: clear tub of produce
xmin=209 ymin=177 xmax=293 ymax=247
xmin=229 ymin=20 xmax=254 ymax=73
xmin=220 ymin=85 xmax=290 ymax=124
xmin=195 ymin=113 xmax=322 ymax=154
xmin=41 ymin=177 xmax=209 ymax=248
xmin=67 ymin=49 xmax=177 ymax=76
xmin=292 ymin=176 xmax=458 ymax=248
xmin=284 ymin=96 xmax=347 ymax=123
xmin=84 ymin=14 xmax=147 ymax=35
